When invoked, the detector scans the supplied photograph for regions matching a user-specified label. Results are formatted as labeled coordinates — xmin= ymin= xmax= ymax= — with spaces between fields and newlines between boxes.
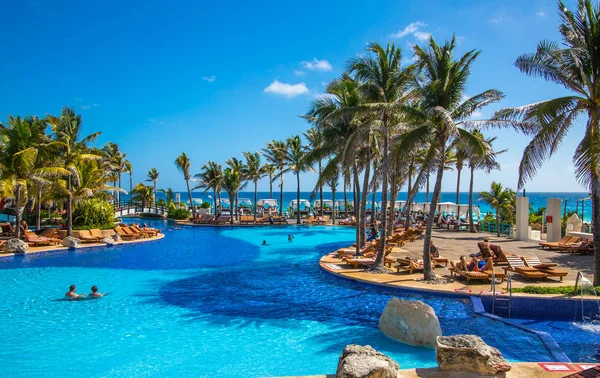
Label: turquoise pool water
xmin=0 ymin=219 xmax=558 ymax=377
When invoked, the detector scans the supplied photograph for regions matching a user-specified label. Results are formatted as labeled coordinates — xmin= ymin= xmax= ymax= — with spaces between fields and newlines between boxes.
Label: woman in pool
xmin=89 ymin=286 xmax=104 ymax=298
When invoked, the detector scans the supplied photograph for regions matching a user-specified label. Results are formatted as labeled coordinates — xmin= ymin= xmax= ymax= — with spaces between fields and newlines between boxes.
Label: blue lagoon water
xmin=0 ymin=219 xmax=584 ymax=377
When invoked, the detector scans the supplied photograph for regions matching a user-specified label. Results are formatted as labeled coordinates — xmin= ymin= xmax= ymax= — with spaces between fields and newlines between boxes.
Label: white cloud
xmin=301 ymin=58 xmax=332 ymax=71
xmin=202 ymin=76 xmax=216 ymax=82
xmin=93 ymin=103 xmax=100 ymax=108
xmin=294 ymin=70 xmax=305 ymax=77
xmin=263 ymin=80 xmax=309 ymax=98
xmin=489 ymin=16 xmax=503 ymax=24
xmin=81 ymin=105 xmax=90 ymax=110
xmin=390 ymin=21 xmax=426 ymax=38
xmin=413 ymin=31 xmax=431 ymax=41
xmin=536 ymin=11 xmax=545 ymax=17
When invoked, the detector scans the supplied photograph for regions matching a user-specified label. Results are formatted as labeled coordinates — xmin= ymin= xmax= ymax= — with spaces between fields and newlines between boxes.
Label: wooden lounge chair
xmin=338 ymin=216 xmax=356 ymax=226
xmin=343 ymin=256 xmax=375 ymax=269
xmin=89 ymin=229 xmax=106 ymax=240
xmin=0 ymin=223 xmax=14 ymax=236
xmin=316 ymin=215 xmax=330 ymax=225
xmin=123 ymin=226 xmax=149 ymax=238
xmin=432 ymin=256 xmax=449 ymax=267
xmin=489 ymin=244 xmax=510 ymax=264
xmin=539 ymin=235 xmax=573 ymax=250
xmin=480 ymin=259 xmax=507 ymax=282
xmin=521 ymin=255 xmax=568 ymax=282
xmin=23 ymin=231 xmax=59 ymax=246
xmin=503 ymin=256 xmax=549 ymax=280
xmin=211 ymin=215 xmax=231 ymax=224
xmin=39 ymin=228 xmax=59 ymax=239
xmin=114 ymin=227 xmax=139 ymax=240
xmin=78 ymin=229 xmax=102 ymax=243
xmin=449 ymin=260 xmax=489 ymax=283
xmin=131 ymin=225 xmax=158 ymax=237
xmin=394 ymin=259 xmax=425 ymax=274
xmin=303 ymin=216 xmax=316 ymax=224
xmin=271 ymin=215 xmax=287 ymax=224
xmin=199 ymin=215 xmax=214 ymax=224
xmin=239 ymin=215 xmax=253 ymax=224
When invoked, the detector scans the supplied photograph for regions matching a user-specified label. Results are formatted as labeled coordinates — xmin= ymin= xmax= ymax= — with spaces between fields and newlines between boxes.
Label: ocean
xmin=122 ymin=191 xmax=593 ymax=223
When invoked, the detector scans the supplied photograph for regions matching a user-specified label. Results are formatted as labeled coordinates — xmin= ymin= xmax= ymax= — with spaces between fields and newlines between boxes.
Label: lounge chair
xmin=343 ymin=256 xmax=375 ymax=269
xmin=316 ymin=215 xmax=330 ymax=225
xmin=394 ymin=258 xmax=425 ymax=274
xmin=489 ymin=244 xmax=509 ymax=264
xmin=303 ymin=216 xmax=316 ymax=224
xmin=270 ymin=215 xmax=287 ymax=224
xmin=199 ymin=215 xmax=215 ymax=224
xmin=39 ymin=228 xmax=59 ymax=239
xmin=239 ymin=215 xmax=253 ymax=224
xmin=89 ymin=229 xmax=106 ymax=240
xmin=131 ymin=225 xmax=158 ymax=237
xmin=480 ymin=259 xmax=507 ymax=282
xmin=335 ymin=243 xmax=374 ymax=258
xmin=212 ymin=215 xmax=231 ymax=224
xmin=503 ymin=256 xmax=549 ymax=280
xmin=23 ymin=231 xmax=59 ymax=246
xmin=449 ymin=260 xmax=489 ymax=283
xmin=123 ymin=226 xmax=149 ymax=238
xmin=432 ymin=256 xmax=449 ymax=267
xmin=0 ymin=223 xmax=14 ymax=236
xmin=539 ymin=235 xmax=573 ymax=250
xmin=338 ymin=216 xmax=356 ymax=226
xmin=114 ymin=227 xmax=139 ymax=240
xmin=521 ymin=255 xmax=568 ymax=282
xmin=77 ymin=229 xmax=102 ymax=243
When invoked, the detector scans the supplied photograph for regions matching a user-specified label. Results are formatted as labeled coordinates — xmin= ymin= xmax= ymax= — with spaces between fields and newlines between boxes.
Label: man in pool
xmin=65 ymin=284 xmax=84 ymax=299
xmin=262 ymin=240 xmax=268 ymax=245
xmin=288 ymin=234 xmax=294 ymax=242
xmin=89 ymin=286 xmax=104 ymax=298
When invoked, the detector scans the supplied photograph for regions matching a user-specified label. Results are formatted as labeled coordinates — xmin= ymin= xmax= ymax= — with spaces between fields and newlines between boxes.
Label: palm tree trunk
xmin=254 ymin=181 xmax=258 ymax=223
xmin=456 ymin=168 xmax=461 ymax=204
xmin=353 ymin=163 xmax=361 ymax=252
xmin=14 ymin=186 xmax=21 ymax=239
xmin=319 ymin=160 xmax=323 ymax=217
xmin=213 ymin=189 xmax=217 ymax=215
xmin=230 ymin=192 xmax=234 ymax=225
xmin=468 ymin=166 xmax=476 ymax=233
xmin=331 ymin=186 xmax=336 ymax=225
xmin=154 ymin=181 xmax=157 ymax=203
xmin=343 ymin=176 xmax=348 ymax=218
xmin=422 ymin=142 xmax=446 ymax=281
xmin=279 ymin=166 xmax=284 ymax=217
xmin=426 ymin=173 xmax=430 ymax=202
xmin=359 ymin=157 xmax=371 ymax=250
xmin=496 ymin=206 xmax=500 ymax=237
xmin=296 ymin=172 xmax=301 ymax=224
xmin=129 ymin=171 xmax=133 ymax=204
xmin=67 ymin=175 xmax=73 ymax=237
xmin=388 ymin=170 xmax=399 ymax=236
xmin=591 ymin=174 xmax=600 ymax=286
xmin=118 ymin=174 xmax=122 ymax=204
xmin=374 ymin=129 xmax=390 ymax=271
xmin=235 ymin=193 xmax=239 ymax=221
xmin=36 ymin=191 xmax=41 ymax=231
xmin=269 ymin=173 xmax=273 ymax=199
xmin=186 ymin=179 xmax=196 ymax=218
xmin=370 ymin=182 xmax=377 ymax=224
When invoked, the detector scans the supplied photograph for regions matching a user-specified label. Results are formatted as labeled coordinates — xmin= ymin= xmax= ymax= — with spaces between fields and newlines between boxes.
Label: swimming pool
xmin=0 ymin=219 xmax=583 ymax=377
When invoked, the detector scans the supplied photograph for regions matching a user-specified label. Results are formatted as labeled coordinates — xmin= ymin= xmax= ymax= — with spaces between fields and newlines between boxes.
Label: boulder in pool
xmin=101 ymin=237 xmax=114 ymax=246
xmin=5 ymin=238 xmax=28 ymax=254
xmin=336 ymin=344 xmax=399 ymax=378
xmin=436 ymin=335 xmax=511 ymax=375
xmin=62 ymin=236 xmax=80 ymax=248
xmin=379 ymin=298 xmax=441 ymax=347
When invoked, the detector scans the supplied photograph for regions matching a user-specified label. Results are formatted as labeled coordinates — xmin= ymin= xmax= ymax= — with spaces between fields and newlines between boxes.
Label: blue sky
xmin=0 ymin=0 xmax=586 ymax=193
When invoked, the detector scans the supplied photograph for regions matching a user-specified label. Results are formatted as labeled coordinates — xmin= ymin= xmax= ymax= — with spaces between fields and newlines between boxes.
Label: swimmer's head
xmin=69 ymin=284 xmax=76 ymax=291
xmin=91 ymin=286 xmax=98 ymax=293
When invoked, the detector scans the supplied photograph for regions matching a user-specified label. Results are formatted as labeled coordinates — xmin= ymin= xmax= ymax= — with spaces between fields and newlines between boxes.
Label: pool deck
xmin=283 ymin=362 xmax=599 ymax=377
xmin=0 ymin=233 xmax=164 ymax=257
xmin=320 ymin=229 xmax=595 ymax=298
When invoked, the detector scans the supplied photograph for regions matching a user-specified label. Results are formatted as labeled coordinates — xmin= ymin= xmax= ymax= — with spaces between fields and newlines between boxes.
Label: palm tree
xmin=281 ymin=135 xmax=312 ymax=224
xmin=126 ymin=163 xmax=133 ymax=203
xmin=262 ymin=140 xmax=287 ymax=216
xmin=242 ymin=152 xmax=264 ymax=223
xmin=304 ymin=127 xmax=325 ymax=215
xmin=47 ymin=106 xmax=102 ymax=236
xmin=175 ymin=152 xmax=195 ymax=218
xmin=226 ymin=157 xmax=246 ymax=220
xmin=479 ymin=182 xmax=516 ymax=237
xmin=222 ymin=163 xmax=245 ymax=225
xmin=146 ymin=168 xmax=159 ymax=202
xmin=492 ymin=0 xmax=600 ymax=284
xmin=194 ymin=161 xmax=223 ymax=215
xmin=349 ymin=42 xmax=414 ymax=271
xmin=159 ymin=187 xmax=174 ymax=205
xmin=131 ymin=183 xmax=154 ymax=209
xmin=262 ymin=164 xmax=276 ymax=199
xmin=398 ymin=36 xmax=504 ymax=279
xmin=453 ymin=143 xmax=467 ymax=204
xmin=102 ymin=142 xmax=130 ymax=205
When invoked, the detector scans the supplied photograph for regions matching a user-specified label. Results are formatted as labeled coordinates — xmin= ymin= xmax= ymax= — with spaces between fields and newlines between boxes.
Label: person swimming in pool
xmin=89 ymin=286 xmax=104 ymax=298
xmin=262 ymin=240 xmax=268 ymax=245
xmin=288 ymin=234 xmax=294 ymax=242
xmin=65 ymin=284 xmax=84 ymax=300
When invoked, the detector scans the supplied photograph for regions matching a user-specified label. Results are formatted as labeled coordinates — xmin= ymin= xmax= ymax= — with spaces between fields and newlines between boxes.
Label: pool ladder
xmin=492 ymin=272 xmax=512 ymax=317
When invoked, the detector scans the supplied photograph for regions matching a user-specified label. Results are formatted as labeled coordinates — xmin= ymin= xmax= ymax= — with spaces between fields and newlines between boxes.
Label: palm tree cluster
xmin=0 ymin=106 xmax=133 ymax=238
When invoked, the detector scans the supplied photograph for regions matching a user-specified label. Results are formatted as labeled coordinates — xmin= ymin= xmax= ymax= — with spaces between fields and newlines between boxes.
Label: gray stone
xmin=566 ymin=213 xmax=582 ymax=233
xmin=113 ymin=233 xmax=122 ymax=242
xmin=379 ymin=298 xmax=442 ymax=347
xmin=62 ymin=236 xmax=80 ymax=248
xmin=5 ymin=238 xmax=28 ymax=254
xmin=101 ymin=237 xmax=114 ymax=246
xmin=336 ymin=344 xmax=399 ymax=378
xmin=436 ymin=335 xmax=511 ymax=375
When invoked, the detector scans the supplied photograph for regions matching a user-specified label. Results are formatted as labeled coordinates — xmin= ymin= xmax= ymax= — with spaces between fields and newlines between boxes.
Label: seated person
xmin=65 ymin=284 xmax=84 ymax=299
xmin=466 ymin=257 xmax=493 ymax=272
xmin=429 ymin=241 xmax=439 ymax=258
xmin=89 ymin=285 xmax=104 ymax=298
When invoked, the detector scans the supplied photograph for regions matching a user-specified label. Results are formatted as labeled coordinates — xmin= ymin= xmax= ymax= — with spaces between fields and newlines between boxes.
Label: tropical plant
xmin=479 ymin=182 xmax=516 ymax=236
xmin=72 ymin=198 xmax=115 ymax=230
xmin=194 ymin=161 xmax=223 ymax=215
xmin=241 ymin=151 xmax=264 ymax=222
xmin=167 ymin=207 xmax=190 ymax=220
xmin=175 ymin=152 xmax=195 ymax=218
xmin=492 ymin=0 xmax=600 ymax=284
xmin=304 ymin=127 xmax=325 ymax=215
xmin=261 ymin=164 xmax=276 ymax=199
xmin=102 ymin=142 xmax=130 ymax=204
xmin=131 ymin=183 xmax=154 ymax=209
xmin=225 ymin=157 xmax=246 ymax=221
xmin=145 ymin=168 xmax=159 ymax=202
xmin=159 ymin=187 xmax=174 ymax=205
xmin=283 ymin=135 xmax=312 ymax=224
xmin=262 ymin=140 xmax=287 ymax=216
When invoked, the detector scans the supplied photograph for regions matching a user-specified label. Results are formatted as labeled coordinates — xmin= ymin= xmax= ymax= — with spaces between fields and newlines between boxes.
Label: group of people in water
xmin=65 ymin=284 xmax=104 ymax=300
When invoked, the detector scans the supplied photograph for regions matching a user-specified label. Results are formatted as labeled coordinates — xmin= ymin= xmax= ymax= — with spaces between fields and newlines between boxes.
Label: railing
xmin=492 ymin=272 xmax=512 ymax=317
xmin=479 ymin=221 xmax=512 ymax=236
xmin=114 ymin=201 xmax=167 ymax=217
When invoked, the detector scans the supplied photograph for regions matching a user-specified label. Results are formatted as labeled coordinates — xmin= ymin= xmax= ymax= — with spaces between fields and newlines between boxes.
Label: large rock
xmin=379 ymin=298 xmax=442 ymax=347
xmin=336 ymin=344 xmax=399 ymax=378
xmin=566 ymin=213 xmax=583 ymax=233
xmin=101 ymin=237 xmax=114 ymax=246
xmin=5 ymin=238 xmax=28 ymax=254
xmin=62 ymin=236 xmax=80 ymax=248
xmin=436 ymin=335 xmax=511 ymax=375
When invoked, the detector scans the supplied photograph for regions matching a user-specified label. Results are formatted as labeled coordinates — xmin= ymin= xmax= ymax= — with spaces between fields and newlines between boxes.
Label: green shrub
xmin=167 ymin=207 xmax=190 ymax=220
xmin=511 ymin=285 xmax=600 ymax=295
xmin=72 ymin=199 xmax=115 ymax=230
xmin=22 ymin=210 xmax=51 ymax=225
xmin=200 ymin=202 xmax=211 ymax=209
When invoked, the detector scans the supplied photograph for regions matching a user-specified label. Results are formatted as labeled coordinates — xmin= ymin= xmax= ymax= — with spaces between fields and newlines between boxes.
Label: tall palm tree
xmin=158 ymin=187 xmax=174 ymax=205
xmin=262 ymin=140 xmax=287 ymax=216
xmin=399 ymin=36 xmax=504 ymax=279
xmin=175 ymin=152 xmax=195 ymax=218
xmin=131 ymin=183 xmax=154 ymax=209
xmin=262 ymin=164 xmax=276 ymax=199
xmin=242 ymin=152 xmax=264 ymax=223
xmin=126 ymin=163 xmax=133 ymax=203
xmin=453 ymin=143 xmax=467 ymax=204
xmin=47 ymin=106 xmax=102 ymax=236
xmin=145 ymin=168 xmax=159 ymax=202
xmin=102 ymin=142 xmax=130 ymax=204
xmin=492 ymin=0 xmax=600 ymax=284
xmin=194 ymin=161 xmax=223 ymax=215
xmin=479 ymin=182 xmax=516 ymax=237
xmin=226 ymin=157 xmax=246 ymax=220
xmin=349 ymin=42 xmax=414 ymax=271
xmin=304 ymin=127 xmax=325 ymax=215
xmin=281 ymin=135 xmax=312 ymax=224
